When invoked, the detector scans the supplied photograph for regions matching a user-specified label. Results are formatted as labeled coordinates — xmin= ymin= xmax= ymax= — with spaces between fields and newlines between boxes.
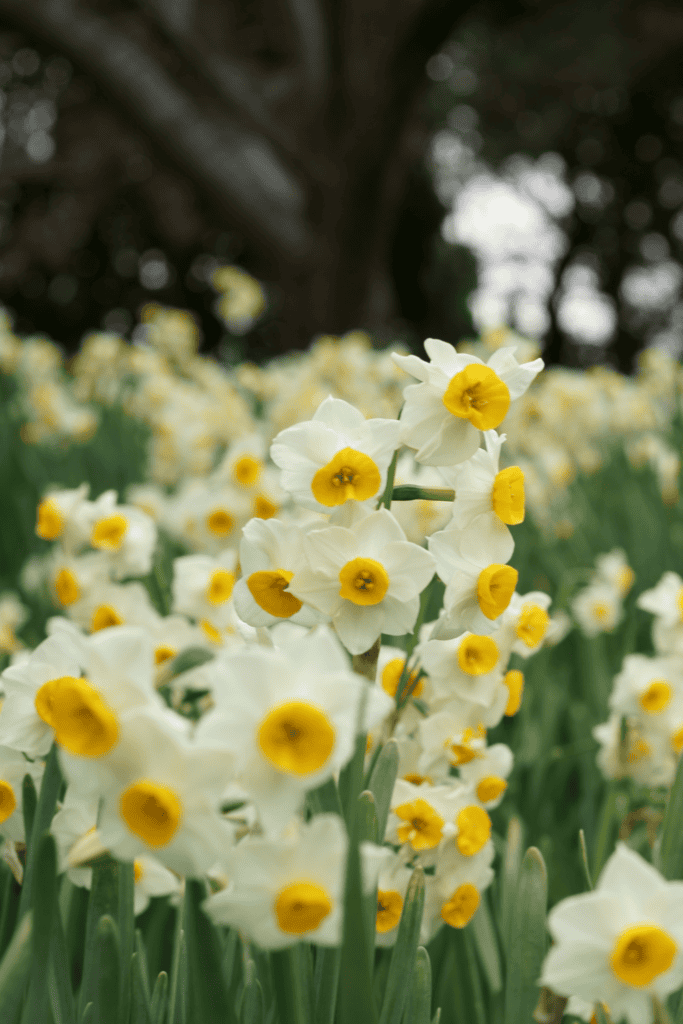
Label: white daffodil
xmin=50 ymin=786 xmax=99 ymax=889
xmin=233 ymin=518 xmax=327 ymax=628
xmin=498 ymin=590 xmax=553 ymax=658
xmin=269 ymin=396 xmax=400 ymax=513
xmin=376 ymin=644 xmax=430 ymax=704
xmin=392 ymin=338 xmax=543 ymax=466
xmin=74 ymin=490 xmax=158 ymax=579
xmin=638 ymin=573 xmax=683 ymax=655
xmin=418 ymin=631 xmax=508 ymax=708
xmin=172 ymin=549 xmax=239 ymax=630
xmin=593 ymin=714 xmax=676 ymax=788
xmin=428 ymin=516 xmax=517 ymax=637
xmin=609 ymin=654 xmax=683 ymax=722
xmin=72 ymin=707 xmax=236 ymax=878
xmin=457 ymin=743 xmax=513 ymax=809
xmin=204 ymin=814 xmax=356 ymax=949
xmin=131 ymin=856 xmax=182 ymax=915
xmin=0 ymin=592 xmax=29 ymax=654
xmin=439 ymin=431 xmax=525 ymax=535
xmin=65 ymin=581 xmax=161 ymax=634
xmin=424 ymin=837 xmax=495 ymax=934
xmin=195 ymin=627 xmax=393 ymax=833
xmin=47 ymin=551 xmax=110 ymax=611
xmin=386 ymin=778 xmax=492 ymax=863
xmin=540 ymin=844 xmax=683 ymax=1024
xmin=572 ymin=582 xmax=623 ymax=637
xmin=596 ymin=549 xmax=635 ymax=596
xmin=167 ymin=479 xmax=251 ymax=553
xmin=417 ymin=712 xmax=489 ymax=779
xmin=289 ymin=507 xmax=435 ymax=656
xmin=35 ymin=483 xmax=90 ymax=551
xmin=0 ymin=746 xmax=44 ymax=843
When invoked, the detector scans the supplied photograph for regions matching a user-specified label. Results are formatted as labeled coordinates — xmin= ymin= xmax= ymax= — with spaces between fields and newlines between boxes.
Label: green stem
xmin=377 ymin=450 xmax=399 ymax=509
xmin=390 ymin=485 xmax=454 ymax=502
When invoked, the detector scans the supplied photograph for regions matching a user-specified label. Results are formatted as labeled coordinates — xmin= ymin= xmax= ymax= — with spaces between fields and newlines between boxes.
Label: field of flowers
xmin=1 ymin=278 xmax=683 ymax=1024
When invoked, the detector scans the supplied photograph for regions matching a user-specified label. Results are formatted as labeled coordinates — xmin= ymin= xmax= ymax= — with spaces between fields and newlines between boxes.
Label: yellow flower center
xmin=492 ymin=466 xmax=525 ymax=525
xmin=639 ymin=680 xmax=673 ymax=714
xmin=456 ymin=805 xmax=491 ymax=856
xmin=206 ymin=569 xmax=235 ymax=605
xmin=457 ymin=635 xmax=499 ymax=675
xmin=672 ymin=726 xmax=683 ymax=755
xmin=395 ymin=798 xmax=445 ymax=850
xmin=257 ymin=701 xmax=335 ymax=775
xmin=34 ymin=675 xmax=119 ymax=757
xmin=55 ymin=568 xmax=81 ymax=606
xmin=120 ymin=780 xmax=182 ymax=848
xmin=403 ymin=773 xmax=432 ymax=786
xmin=247 ymin=569 xmax=303 ymax=618
xmin=442 ymin=364 xmax=511 ymax=430
xmin=476 ymin=564 xmax=518 ymax=620
xmin=154 ymin=645 xmax=177 ymax=665
xmin=232 ymin=455 xmax=262 ymax=487
xmin=274 ymin=882 xmax=333 ymax=935
xmin=476 ymin=776 xmax=507 ymax=803
xmin=133 ymin=859 xmax=144 ymax=883
xmin=91 ymin=514 xmax=128 ymax=551
xmin=91 ymin=604 xmax=124 ymax=632
xmin=504 ymin=669 xmax=524 ymax=716
xmin=252 ymin=494 xmax=279 ymax=520
xmin=515 ymin=604 xmax=550 ymax=649
xmin=610 ymin=924 xmax=676 ymax=987
xmin=311 ymin=448 xmax=381 ymax=507
xmin=0 ymin=780 xmax=17 ymax=824
xmin=36 ymin=498 xmax=64 ymax=540
xmin=627 ymin=738 xmax=651 ymax=763
xmin=206 ymin=509 xmax=235 ymax=537
xmin=592 ymin=601 xmax=610 ymax=622
xmin=381 ymin=658 xmax=424 ymax=698
xmin=616 ymin=566 xmax=634 ymax=595
xmin=339 ymin=558 xmax=389 ymax=606
xmin=376 ymin=890 xmax=403 ymax=933
xmin=678 ymin=587 xmax=683 ymax=622
xmin=200 ymin=619 xmax=223 ymax=644
xmin=441 ymin=883 xmax=480 ymax=928
xmin=448 ymin=725 xmax=485 ymax=766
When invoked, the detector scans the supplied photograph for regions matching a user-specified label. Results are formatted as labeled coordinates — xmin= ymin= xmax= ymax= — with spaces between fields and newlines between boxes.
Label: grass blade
xmin=24 ymin=833 xmax=57 ymax=1024
xmin=184 ymin=878 xmax=236 ymax=1024
xmin=367 ymin=740 xmax=399 ymax=841
xmin=151 ymin=972 xmax=168 ymax=1024
xmin=96 ymin=914 xmax=121 ymax=1024
xmin=0 ymin=911 xmax=32 ymax=1024
xmin=19 ymin=744 xmax=61 ymax=920
xmin=271 ymin=944 xmax=314 ymax=1024
xmin=658 ymin=753 xmax=683 ymax=879
xmin=401 ymin=946 xmax=431 ymax=1024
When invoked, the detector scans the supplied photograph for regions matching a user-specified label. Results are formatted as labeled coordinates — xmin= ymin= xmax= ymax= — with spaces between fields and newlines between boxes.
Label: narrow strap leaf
xmin=24 ymin=833 xmax=57 ymax=1024
xmin=151 ymin=972 xmax=168 ymax=1024
xmin=0 ymin=911 xmax=32 ymax=1023
xmin=240 ymin=959 xmax=264 ymax=1024
xmin=134 ymin=930 xmax=152 ymax=1011
xmin=271 ymin=944 xmax=314 ymax=1024
xmin=19 ymin=744 xmax=62 ymax=920
xmin=78 ymin=855 xmax=120 ymax=1019
xmin=313 ymin=946 xmax=341 ymax=1024
xmin=118 ymin=860 xmax=136 ymax=1024
xmin=378 ymin=866 xmax=425 ymax=1024
xmin=130 ymin=952 xmax=153 ymax=1024
xmin=503 ymin=847 xmax=548 ymax=1024
xmin=499 ymin=816 xmax=523 ymax=951
xmin=401 ymin=947 xmax=431 ymax=1024
xmin=471 ymin=891 xmax=503 ymax=994
xmin=183 ymin=879 xmax=236 ymax=1024
xmin=49 ymin=897 xmax=77 ymax=1024
xmin=166 ymin=887 xmax=185 ymax=1024
xmin=367 ymin=739 xmax=399 ymax=840
xmin=657 ymin=753 xmax=683 ymax=878
xmin=96 ymin=914 xmax=121 ymax=1024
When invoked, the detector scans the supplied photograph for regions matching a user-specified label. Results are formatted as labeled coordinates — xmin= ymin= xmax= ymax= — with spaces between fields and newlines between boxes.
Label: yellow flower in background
xmin=212 ymin=266 xmax=266 ymax=335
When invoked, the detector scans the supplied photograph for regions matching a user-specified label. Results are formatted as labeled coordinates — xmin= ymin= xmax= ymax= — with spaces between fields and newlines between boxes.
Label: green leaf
xmin=166 ymin=891 xmax=185 ymax=1024
xmin=80 ymin=1002 xmax=93 ymax=1024
xmin=503 ymin=847 xmax=548 ymax=1024
xmin=24 ymin=833 xmax=57 ymax=1024
xmin=578 ymin=829 xmax=594 ymax=889
xmin=271 ymin=944 xmax=314 ymax=1024
xmin=401 ymin=947 xmax=431 ymax=1024
xmin=0 ymin=911 xmax=32 ymax=1024
xmin=0 ymin=864 xmax=19 ymax=962
xmin=151 ymin=972 xmax=168 ymax=1024
xmin=471 ymin=891 xmax=503 ymax=994
xmin=78 ymin=856 xmax=120 ymax=1018
xmin=167 ymin=647 xmax=214 ymax=678
xmin=338 ymin=820 xmax=378 ymax=1024
xmin=390 ymin=486 xmax=454 ymax=502
xmin=118 ymin=860 xmax=136 ymax=1024
xmin=378 ymin=866 xmax=425 ymax=1024
xmin=19 ymin=744 xmax=62 ymax=920
xmin=20 ymin=775 xmax=36 ymax=858
xmin=367 ymin=739 xmax=399 ymax=840
xmin=431 ymin=1011 xmax=441 ymax=1024
xmin=239 ymin=960 xmax=264 ymax=1024
xmin=499 ymin=816 xmax=523 ymax=951
xmin=463 ymin=928 xmax=487 ymax=1024
xmin=313 ymin=947 xmax=341 ymax=1024
xmin=184 ymin=879 xmax=236 ymax=1024
xmin=49 ymin=899 xmax=77 ymax=1024
xmin=306 ymin=778 xmax=343 ymax=817
xmin=96 ymin=915 xmax=121 ymax=1024
xmin=657 ymin=753 xmax=683 ymax=879
xmin=592 ymin=784 xmax=620 ymax=882
xmin=135 ymin=930 xmax=152 ymax=1013
xmin=130 ymin=952 xmax=153 ymax=1024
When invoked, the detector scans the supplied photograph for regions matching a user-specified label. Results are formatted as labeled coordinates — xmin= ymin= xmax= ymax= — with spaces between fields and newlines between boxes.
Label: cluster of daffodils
xmin=593 ymin=571 xmax=683 ymax=788
xmin=571 ymin=549 xmax=635 ymax=639
xmin=541 ymin=843 xmax=683 ymax=1024
xmin=0 ymin=332 xmax=562 ymax=952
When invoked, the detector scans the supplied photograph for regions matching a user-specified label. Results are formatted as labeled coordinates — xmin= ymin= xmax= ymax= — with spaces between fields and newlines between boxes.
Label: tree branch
xmin=0 ymin=0 xmax=310 ymax=260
